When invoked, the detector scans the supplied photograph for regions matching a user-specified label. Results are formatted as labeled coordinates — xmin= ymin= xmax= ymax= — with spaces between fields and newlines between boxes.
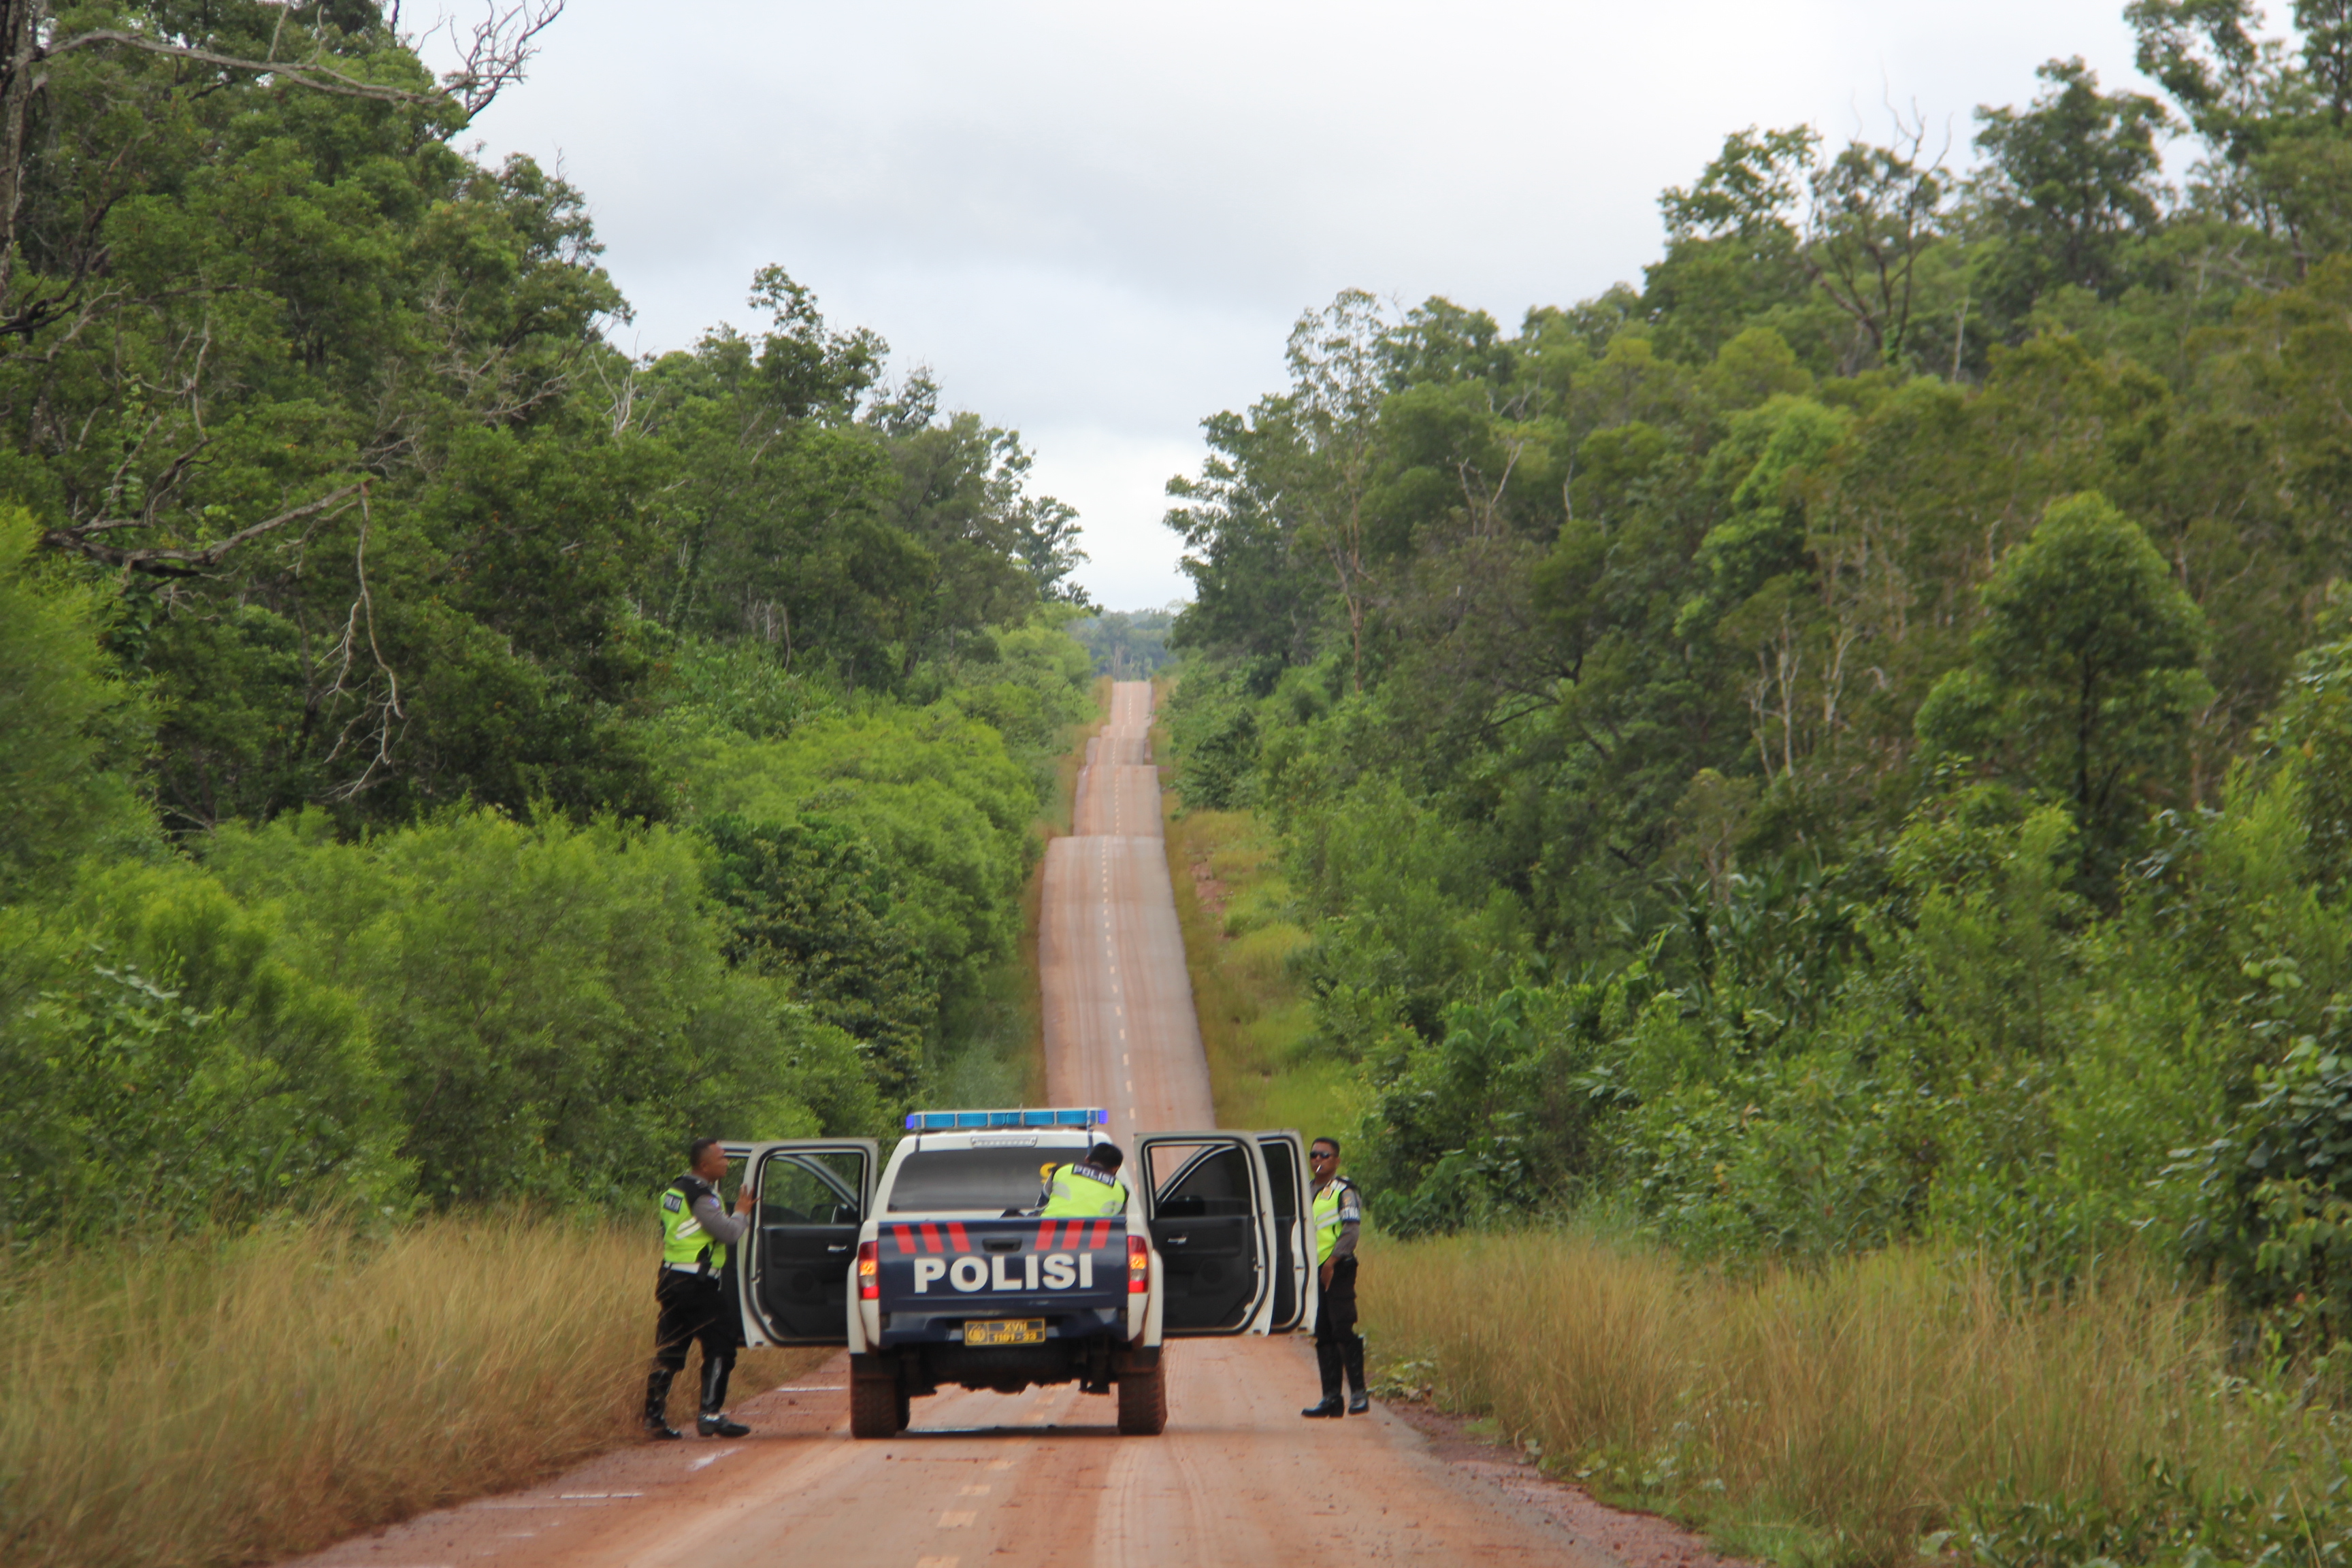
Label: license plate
xmin=963 ymin=1318 xmax=1045 ymax=1346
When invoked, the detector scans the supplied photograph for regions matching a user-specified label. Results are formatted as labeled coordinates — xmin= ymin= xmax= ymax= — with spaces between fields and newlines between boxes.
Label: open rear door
xmin=1254 ymin=1130 xmax=1316 ymax=1335
xmin=730 ymin=1139 xmax=878 ymax=1348
xmin=1137 ymin=1132 xmax=1277 ymax=1336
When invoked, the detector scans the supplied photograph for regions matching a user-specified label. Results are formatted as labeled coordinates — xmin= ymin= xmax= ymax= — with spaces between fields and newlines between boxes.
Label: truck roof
xmin=896 ymin=1128 xmax=1097 ymax=1155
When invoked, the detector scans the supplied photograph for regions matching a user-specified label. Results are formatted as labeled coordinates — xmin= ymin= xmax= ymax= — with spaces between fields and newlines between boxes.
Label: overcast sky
xmin=459 ymin=1 xmax=2162 ymax=610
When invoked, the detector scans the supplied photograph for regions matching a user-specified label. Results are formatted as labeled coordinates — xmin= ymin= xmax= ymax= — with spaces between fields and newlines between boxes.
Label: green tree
xmin=701 ymin=813 xmax=938 ymax=1100
xmin=1918 ymin=492 xmax=2210 ymax=875
xmin=0 ymin=508 xmax=152 ymax=892
xmin=1 ymin=858 xmax=406 ymax=1240
xmin=1646 ymin=125 xmax=1823 ymax=365
xmin=1972 ymin=59 xmax=2172 ymax=324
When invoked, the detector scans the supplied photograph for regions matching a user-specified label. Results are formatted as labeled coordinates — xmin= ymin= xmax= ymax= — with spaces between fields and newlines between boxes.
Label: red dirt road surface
xmin=281 ymin=683 xmax=1702 ymax=1568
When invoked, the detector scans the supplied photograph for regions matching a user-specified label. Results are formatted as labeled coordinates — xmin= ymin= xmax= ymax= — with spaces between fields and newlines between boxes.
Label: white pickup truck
xmin=722 ymin=1110 xmax=1318 ymax=1437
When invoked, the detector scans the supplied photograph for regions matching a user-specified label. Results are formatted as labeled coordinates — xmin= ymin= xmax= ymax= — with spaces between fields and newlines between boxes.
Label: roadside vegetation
xmin=1160 ymin=5 xmax=2352 ymax=1558
xmin=1071 ymin=610 xmax=1180 ymax=681
xmin=0 ymin=0 xmax=1094 ymax=1242
xmin=0 ymin=1219 xmax=830 ymax=1568
xmin=1156 ymin=680 xmax=1351 ymax=1136
xmin=0 ymin=5 xmax=1082 ymax=1561
xmin=1162 ymin=802 xmax=1345 ymax=1135
xmin=1360 ymin=1233 xmax=2350 ymax=1568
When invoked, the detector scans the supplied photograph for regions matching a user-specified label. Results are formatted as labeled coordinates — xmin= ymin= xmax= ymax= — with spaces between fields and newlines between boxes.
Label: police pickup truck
xmin=722 ymin=1109 xmax=1316 ymax=1437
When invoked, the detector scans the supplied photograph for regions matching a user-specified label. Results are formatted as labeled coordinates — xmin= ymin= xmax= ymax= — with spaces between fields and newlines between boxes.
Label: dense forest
xmin=1165 ymin=0 xmax=2352 ymax=1350
xmin=1069 ymin=608 xmax=1177 ymax=679
xmin=0 ymin=1 xmax=1096 ymax=1239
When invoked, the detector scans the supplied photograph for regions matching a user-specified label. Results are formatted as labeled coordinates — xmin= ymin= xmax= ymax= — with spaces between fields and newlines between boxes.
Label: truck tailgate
xmin=877 ymin=1215 xmax=1129 ymax=1316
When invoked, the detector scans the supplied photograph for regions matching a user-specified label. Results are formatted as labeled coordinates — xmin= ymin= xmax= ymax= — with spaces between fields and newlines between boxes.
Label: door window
xmin=753 ymin=1149 xmax=868 ymax=1341
xmin=761 ymin=1152 xmax=864 ymax=1226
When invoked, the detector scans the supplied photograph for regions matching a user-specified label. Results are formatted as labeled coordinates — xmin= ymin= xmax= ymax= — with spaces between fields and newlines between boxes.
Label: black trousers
xmin=1316 ymin=1255 xmax=1358 ymax=1344
xmin=652 ymin=1269 xmax=737 ymax=1375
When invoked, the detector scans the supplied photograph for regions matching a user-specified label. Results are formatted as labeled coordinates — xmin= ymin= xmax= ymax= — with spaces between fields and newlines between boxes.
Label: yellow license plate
xmin=963 ymin=1318 xmax=1046 ymax=1346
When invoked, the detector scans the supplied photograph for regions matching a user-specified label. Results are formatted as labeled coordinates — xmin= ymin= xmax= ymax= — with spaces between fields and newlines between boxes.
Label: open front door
xmin=733 ymin=1139 xmax=877 ymax=1348
xmin=1138 ymin=1132 xmax=1277 ymax=1336
xmin=1254 ymin=1130 xmax=1316 ymax=1335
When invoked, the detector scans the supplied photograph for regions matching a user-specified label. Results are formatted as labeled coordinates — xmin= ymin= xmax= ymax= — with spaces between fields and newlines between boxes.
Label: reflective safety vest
xmin=1312 ymin=1176 xmax=1360 ymax=1265
xmin=659 ymin=1178 xmax=726 ymax=1273
xmin=1039 ymin=1162 xmax=1128 ymax=1218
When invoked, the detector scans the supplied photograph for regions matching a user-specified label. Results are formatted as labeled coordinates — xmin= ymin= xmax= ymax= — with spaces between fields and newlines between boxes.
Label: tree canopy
xmin=1160 ymin=0 xmax=2352 ymax=1352
xmin=0 ymin=0 xmax=1095 ymax=1240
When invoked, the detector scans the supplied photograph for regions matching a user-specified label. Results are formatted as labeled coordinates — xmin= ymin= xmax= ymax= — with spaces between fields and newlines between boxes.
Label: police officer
xmin=1036 ymin=1141 xmax=1129 ymax=1217
xmin=644 ymin=1137 xmax=755 ymax=1440
xmin=1301 ymin=1136 xmax=1368 ymax=1418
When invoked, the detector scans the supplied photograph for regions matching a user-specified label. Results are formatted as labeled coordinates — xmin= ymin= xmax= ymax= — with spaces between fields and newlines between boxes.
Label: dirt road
xmin=1039 ymin=679 xmax=1216 ymax=1137
xmin=286 ymin=682 xmax=1623 ymax=1567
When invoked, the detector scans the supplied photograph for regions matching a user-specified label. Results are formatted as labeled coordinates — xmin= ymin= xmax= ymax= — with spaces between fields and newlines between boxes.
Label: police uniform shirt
xmin=1316 ymin=1176 xmax=1362 ymax=1262
xmin=663 ymin=1175 xmax=749 ymax=1273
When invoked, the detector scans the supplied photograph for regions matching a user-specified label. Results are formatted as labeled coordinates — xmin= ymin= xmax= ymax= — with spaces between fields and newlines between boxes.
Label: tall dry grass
xmin=0 ymin=1218 xmax=826 ymax=1568
xmin=1362 ymin=1229 xmax=2343 ymax=1565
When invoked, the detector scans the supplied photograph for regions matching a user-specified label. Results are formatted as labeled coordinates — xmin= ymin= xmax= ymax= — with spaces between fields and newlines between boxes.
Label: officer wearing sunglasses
xmin=1301 ymin=1136 xmax=1368 ymax=1418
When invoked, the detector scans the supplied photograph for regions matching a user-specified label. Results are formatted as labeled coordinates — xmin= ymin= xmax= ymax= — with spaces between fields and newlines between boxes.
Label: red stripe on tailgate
xmin=1090 ymin=1220 xmax=1110 ymax=1250
xmin=892 ymin=1224 xmax=915 ymax=1256
xmin=947 ymin=1222 xmax=970 ymax=1253
xmin=1034 ymin=1220 xmax=1056 ymax=1251
xmin=919 ymin=1222 xmax=943 ymax=1254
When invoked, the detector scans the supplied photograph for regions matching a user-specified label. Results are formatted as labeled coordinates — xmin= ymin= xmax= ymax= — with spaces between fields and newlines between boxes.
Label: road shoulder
xmin=1383 ymin=1396 xmax=1759 ymax=1568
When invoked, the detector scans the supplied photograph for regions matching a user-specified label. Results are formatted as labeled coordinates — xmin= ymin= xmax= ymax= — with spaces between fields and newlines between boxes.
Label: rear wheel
xmin=896 ymin=1388 xmax=912 ymax=1431
xmin=850 ymin=1375 xmax=902 ymax=1439
xmin=1115 ymin=1356 xmax=1167 ymax=1436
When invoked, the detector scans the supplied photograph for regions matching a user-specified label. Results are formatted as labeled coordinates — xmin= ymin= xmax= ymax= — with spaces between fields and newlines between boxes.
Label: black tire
xmin=1115 ymin=1355 xmax=1167 ymax=1436
xmin=896 ymin=1388 xmax=912 ymax=1432
xmin=850 ymin=1376 xmax=901 ymax=1439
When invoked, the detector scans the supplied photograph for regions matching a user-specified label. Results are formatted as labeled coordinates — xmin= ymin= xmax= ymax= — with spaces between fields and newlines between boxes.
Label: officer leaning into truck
xmin=1036 ymin=1141 xmax=1129 ymax=1217
xmin=644 ymin=1137 xmax=756 ymax=1441
xmin=1301 ymin=1136 xmax=1369 ymax=1418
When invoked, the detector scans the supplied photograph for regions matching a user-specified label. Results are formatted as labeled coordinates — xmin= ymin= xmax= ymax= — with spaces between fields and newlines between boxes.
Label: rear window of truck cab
xmin=887 ymin=1145 xmax=1101 ymax=1213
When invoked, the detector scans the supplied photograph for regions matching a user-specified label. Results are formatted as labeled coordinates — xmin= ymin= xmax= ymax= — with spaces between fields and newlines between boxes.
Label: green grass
xmin=1159 ymin=797 xmax=1358 ymax=1139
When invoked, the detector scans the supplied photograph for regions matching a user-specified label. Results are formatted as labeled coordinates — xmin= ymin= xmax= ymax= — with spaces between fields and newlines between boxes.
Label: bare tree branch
xmin=430 ymin=0 xmax=564 ymax=116
xmin=44 ymin=481 xmax=368 ymax=572
xmin=44 ymin=31 xmax=433 ymax=104
xmin=317 ymin=487 xmax=406 ymax=799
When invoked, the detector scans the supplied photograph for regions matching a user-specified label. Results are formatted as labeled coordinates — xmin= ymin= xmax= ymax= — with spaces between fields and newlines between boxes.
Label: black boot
xmin=1301 ymin=1341 xmax=1345 ymax=1418
xmin=697 ymin=1355 xmax=749 ymax=1438
xmin=1343 ymin=1335 xmax=1369 ymax=1414
xmin=643 ymin=1366 xmax=682 ymax=1439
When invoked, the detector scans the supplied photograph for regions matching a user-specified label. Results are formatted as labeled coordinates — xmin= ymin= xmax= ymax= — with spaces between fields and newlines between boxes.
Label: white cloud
xmin=465 ymin=0 xmax=2159 ymax=610
xmin=1019 ymin=424 xmax=1207 ymax=610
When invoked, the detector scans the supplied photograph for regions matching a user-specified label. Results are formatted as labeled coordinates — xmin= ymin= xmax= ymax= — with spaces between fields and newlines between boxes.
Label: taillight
xmin=858 ymin=1239 xmax=879 ymax=1300
xmin=1127 ymin=1234 xmax=1149 ymax=1294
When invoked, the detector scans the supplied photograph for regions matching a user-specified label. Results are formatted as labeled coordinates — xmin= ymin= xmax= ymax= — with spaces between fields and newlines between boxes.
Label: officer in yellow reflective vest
xmin=1301 ymin=1136 xmax=1367 ymax=1418
xmin=644 ymin=1137 xmax=755 ymax=1440
xmin=1036 ymin=1141 xmax=1129 ymax=1217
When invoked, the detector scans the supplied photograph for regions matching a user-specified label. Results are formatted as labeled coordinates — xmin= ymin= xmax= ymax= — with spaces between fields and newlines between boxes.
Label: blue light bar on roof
xmin=903 ymin=1107 xmax=1107 ymax=1131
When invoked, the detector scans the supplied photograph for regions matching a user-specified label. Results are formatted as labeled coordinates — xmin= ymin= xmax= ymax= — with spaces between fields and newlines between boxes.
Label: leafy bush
xmin=0 ymin=510 xmax=153 ymax=896
xmin=0 ymin=862 xmax=404 ymax=1241
xmin=700 ymin=813 xmax=937 ymax=1100
xmin=203 ymin=808 xmax=872 ymax=1207
xmin=666 ymin=702 xmax=1040 ymax=1028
